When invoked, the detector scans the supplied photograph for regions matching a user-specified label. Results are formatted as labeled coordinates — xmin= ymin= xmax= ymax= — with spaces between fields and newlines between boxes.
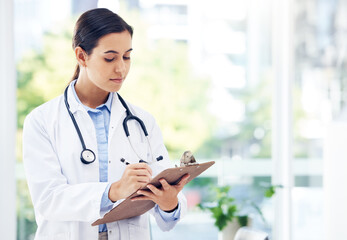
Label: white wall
xmin=324 ymin=121 xmax=347 ymax=240
xmin=0 ymin=0 xmax=17 ymax=239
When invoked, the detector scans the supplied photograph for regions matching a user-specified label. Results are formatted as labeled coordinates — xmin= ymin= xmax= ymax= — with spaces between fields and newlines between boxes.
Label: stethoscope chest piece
xmin=80 ymin=149 xmax=96 ymax=164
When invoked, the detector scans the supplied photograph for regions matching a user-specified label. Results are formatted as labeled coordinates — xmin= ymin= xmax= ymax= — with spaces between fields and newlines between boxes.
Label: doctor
xmin=23 ymin=8 xmax=189 ymax=240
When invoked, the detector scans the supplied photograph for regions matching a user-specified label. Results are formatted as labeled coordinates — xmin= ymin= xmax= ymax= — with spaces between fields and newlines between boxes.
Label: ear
xmin=75 ymin=47 xmax=88 ymax=67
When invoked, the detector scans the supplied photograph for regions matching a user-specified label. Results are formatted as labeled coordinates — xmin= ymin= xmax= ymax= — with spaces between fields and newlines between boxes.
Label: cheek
xmin=92 ymin=61 xmax=111 ymax=76
xmin=125 ymin=62 xmax=131 ymax=75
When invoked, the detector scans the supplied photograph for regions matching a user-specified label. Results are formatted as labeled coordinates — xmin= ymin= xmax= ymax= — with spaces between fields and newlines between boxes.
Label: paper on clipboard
xmin=92 ymin=161 xmax=215 ymax=226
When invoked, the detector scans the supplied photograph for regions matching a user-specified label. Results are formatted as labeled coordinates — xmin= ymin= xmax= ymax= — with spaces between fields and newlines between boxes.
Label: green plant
xmin=198 ymin=184 xmax=279 ymax=231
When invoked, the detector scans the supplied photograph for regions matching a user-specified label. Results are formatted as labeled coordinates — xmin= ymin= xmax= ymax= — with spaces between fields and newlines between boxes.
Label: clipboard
xmin=92 ymin=161 xmax=215 ymax=226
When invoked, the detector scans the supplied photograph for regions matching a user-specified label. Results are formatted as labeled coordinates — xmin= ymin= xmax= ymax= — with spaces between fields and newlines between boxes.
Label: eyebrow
xmin=104 ymin=48 xmax=133 ymax=54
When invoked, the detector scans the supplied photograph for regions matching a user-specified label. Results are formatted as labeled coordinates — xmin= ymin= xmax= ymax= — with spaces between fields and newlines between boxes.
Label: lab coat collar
xmin=66 ymin=80 xmax=127 ymax=128
xmin=66 ymin=81 xmax=122 ymax=111
xmin=66 ymin=81 xmax=80 ymax=114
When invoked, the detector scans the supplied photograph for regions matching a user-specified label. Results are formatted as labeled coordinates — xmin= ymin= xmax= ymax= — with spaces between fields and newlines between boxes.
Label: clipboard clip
xmin=176 ymin=150 xmax=198 ymax=167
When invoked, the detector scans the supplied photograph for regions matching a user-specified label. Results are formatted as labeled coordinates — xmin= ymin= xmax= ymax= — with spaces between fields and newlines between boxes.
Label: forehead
xmin=94 ymin=31 xmax=132 ymax=52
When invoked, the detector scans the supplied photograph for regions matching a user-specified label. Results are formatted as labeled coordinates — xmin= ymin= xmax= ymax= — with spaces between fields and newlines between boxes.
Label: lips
xmin=110 ymin=78 xmax=123 ymax=83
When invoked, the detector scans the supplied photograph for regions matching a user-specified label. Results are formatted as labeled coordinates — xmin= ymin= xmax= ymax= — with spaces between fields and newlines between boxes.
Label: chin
xmin=107 ymin=80 xmax=124 ymax=92
xmin=108 ymin=85 xmax=122 ymax=93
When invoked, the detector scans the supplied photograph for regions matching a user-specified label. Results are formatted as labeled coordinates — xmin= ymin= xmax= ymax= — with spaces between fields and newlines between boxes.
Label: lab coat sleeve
xmin=156 ymin=203 xmax=181 ymax=221
xmin=150 ymin=192 xmax=187 ymax=231
xmin=23 ymin=109 xmax=108 ymax=222
xmin=146 ymin=116 xmax=187 ymax=231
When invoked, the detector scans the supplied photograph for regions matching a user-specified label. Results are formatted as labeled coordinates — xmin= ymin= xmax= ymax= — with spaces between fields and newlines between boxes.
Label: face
xmin=84 ymin=31 xmax=132 ymax=92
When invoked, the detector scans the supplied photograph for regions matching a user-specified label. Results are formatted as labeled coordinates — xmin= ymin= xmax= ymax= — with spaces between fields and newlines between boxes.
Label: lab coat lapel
xmin=64 ymin=82 xmax=100 ymax=181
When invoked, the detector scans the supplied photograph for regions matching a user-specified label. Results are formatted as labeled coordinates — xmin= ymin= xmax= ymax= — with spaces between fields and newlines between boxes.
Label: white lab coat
xmin=22 ymin=84 xmax=187 ymax=240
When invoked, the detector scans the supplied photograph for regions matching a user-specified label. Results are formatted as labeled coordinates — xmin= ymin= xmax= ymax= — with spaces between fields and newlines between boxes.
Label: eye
xmin=104 ymin=58 xmax=115 ymax=62
xmin=123 ymin=56 xmax=131 ymax=60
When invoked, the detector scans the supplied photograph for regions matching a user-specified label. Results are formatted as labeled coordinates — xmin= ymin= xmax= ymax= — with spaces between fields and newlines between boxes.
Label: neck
xmin=75 ymin=75 xmax=109 ymax=109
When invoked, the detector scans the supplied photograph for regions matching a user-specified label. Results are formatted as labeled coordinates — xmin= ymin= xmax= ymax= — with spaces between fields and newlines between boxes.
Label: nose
xmin=114 ymin=59 xmax=126 ymax=75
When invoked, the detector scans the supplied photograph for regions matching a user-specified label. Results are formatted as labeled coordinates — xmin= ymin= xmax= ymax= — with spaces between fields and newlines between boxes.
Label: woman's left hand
xmin=131 ymin=174 xmax=190 ymax=211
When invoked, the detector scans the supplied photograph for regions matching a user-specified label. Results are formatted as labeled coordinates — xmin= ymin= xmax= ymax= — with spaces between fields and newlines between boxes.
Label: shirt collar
xmin=70 ymin=79 xmax=113 ymax=112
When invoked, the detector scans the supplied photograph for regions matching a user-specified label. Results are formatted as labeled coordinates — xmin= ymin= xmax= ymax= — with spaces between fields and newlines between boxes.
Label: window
xmin=13 ymin=0 xmax=341 ymax=239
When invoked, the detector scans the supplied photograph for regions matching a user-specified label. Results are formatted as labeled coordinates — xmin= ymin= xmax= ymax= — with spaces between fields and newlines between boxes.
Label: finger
xmin=135 ymin=176 xmax=152 ymax=183
xmin=177 ymin=174 xmax=190 ymax=188
xmin=129 ymin=163 xmax=147 ymax=168
xmin=146 ymin=184 xmax=161 ymax=195
xmin=131 ymin=196 xmax=152 ymax=201
xmin=135 ymin=167 xmax=152 ymax=177
xmin=125 ymin=163 xmax=152 ymax=177
xmin=137 ymin=189 xmax=154 ymax=198
xmin=159 ymin=179 xmax=171 ymax=191
xmin=131 ymin=163 xmax=153 ymax=175
xmin=127 ymin=170 xmax=152 ymax=183
xmin=132 ymin=169 xmax=152 ymax=177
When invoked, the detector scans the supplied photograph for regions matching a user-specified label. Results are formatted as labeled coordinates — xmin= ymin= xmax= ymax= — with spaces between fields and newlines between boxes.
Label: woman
xmin=23 ymin=8 xmax=188 ymax=240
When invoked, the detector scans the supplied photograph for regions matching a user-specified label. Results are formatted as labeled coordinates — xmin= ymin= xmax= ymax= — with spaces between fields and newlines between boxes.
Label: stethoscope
xmin=64 ymin=85 xmax=162 ymax=164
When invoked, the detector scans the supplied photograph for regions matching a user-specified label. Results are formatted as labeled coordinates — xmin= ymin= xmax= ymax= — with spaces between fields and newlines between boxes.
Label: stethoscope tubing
xmin=117 ymin=93 xmax=149 ymax=137
xmin=64 ymin=85 xmax=155 ymax=164
xmin=64 ymin=87 xmax=87 ymax=150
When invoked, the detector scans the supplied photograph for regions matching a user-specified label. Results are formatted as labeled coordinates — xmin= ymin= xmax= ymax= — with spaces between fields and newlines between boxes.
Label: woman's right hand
xmin=108 ymin=163 xmax=152 ymax=202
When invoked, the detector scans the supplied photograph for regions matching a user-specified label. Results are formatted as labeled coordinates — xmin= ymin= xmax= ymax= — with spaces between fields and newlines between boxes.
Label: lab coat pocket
xmin=128 ymin=215 xmax=150 ymax=240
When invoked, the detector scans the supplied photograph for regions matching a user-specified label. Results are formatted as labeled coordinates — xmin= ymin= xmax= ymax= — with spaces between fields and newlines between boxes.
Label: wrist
xmin=164 ymin=202 xmax=179 ymax=213
xmin=162 ymin=198 xmax=179 ymax=213
xmin=108 ymin=181 xmax=120 ymax=202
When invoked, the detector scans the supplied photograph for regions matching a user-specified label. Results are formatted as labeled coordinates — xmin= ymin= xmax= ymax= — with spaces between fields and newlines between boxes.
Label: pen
xmin=119 ymin=156 xmax=163 ymax=165
xmin=120 ymin=158 xmax=130 ymax=165
xmin=120 ymin=158 xmax=149 ymax=165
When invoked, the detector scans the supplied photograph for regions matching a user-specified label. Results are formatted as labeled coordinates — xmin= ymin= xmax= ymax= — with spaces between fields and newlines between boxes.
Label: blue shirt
xmin=71 ymin=80 xmax=180 ymax=232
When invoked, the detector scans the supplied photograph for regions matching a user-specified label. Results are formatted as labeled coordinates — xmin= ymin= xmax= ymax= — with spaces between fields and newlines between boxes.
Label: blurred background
xmin=1 ymin=0 xmax=347 ymax=239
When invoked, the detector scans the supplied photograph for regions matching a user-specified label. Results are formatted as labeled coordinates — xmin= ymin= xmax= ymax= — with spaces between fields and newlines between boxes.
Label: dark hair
xmin=71 ymin=8 xmax=133 ymax=81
